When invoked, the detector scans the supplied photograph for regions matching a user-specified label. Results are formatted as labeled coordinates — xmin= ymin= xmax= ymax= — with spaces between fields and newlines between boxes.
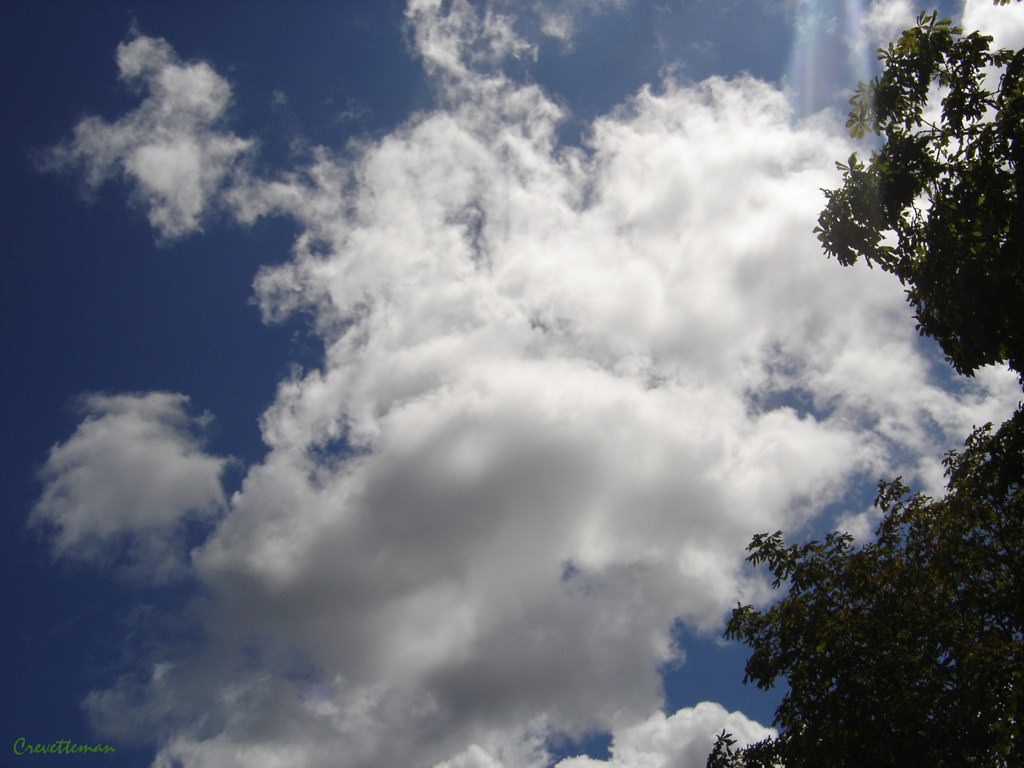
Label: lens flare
xmin=786 ymin=0 xmax=873 ymax=116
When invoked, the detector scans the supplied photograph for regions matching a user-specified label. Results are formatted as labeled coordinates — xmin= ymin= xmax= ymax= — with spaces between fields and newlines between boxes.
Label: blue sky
xmin=3 ymin=2 xmax=1023 ymax=766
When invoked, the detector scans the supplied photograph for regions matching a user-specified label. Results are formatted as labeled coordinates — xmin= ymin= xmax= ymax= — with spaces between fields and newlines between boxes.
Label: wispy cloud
xmin=526 ymin=0 xmax=630 ymax=47
xmin=862 ymin=0 xmax=916 ymax=47
xmin=38 ymin=2 xmax=1022 ymax=766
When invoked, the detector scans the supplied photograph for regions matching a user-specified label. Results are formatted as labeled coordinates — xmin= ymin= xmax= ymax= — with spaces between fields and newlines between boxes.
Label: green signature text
xmin=12 ymin=738 xmax=116 ymax=756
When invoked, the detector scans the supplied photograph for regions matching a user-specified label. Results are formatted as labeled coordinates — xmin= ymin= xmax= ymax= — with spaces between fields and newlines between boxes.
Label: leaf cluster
xmin=815 ymin=8 xmax=1024 ymax=379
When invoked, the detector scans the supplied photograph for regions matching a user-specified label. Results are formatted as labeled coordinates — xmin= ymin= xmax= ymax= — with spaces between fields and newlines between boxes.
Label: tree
xmin=709 ymin=409 xmax=1023 ymax=767
xmin=815 ymin=6 xmax=1024 ymax=380
xmin=710 ymin=4 xmax=1024 ymax=766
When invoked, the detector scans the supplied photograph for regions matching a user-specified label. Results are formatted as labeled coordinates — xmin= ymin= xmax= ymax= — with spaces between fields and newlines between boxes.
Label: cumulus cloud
xmin=31 ymin=392 xmax=228 ymax=580
xmin=38 ymin=1 xmax=1022 ymax=767
xmin=42 ymin=34 xmax=253 ymax=240
xmin=554 ymin=703 xmax=773 ymax=768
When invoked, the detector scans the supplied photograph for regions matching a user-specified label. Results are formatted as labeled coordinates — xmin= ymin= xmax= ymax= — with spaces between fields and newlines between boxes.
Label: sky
xmin=2 ymin=1 xmax=1023 ymax=766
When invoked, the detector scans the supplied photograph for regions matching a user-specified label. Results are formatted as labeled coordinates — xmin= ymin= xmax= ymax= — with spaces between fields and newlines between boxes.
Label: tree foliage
xmin=710 ymin=409 xmax=1024 ymax=767
xmin=815 ymin=7 xmax=1024 ymax=380
xmin=710 ymin=4 xmax=1024 ymax=766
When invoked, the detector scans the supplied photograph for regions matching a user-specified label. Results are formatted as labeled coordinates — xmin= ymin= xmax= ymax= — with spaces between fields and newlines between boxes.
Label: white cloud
xmin=863 ymin=0 xmax=915 ymax=45
xmin=406 ymin=0 xmax=538 ymax=83
xmin=435 ymin=744 xmax=508 ymax=768
xmin=37 ymin=1 xmax=1022 ymax=767
xmin=963 ymin=0 xmax=1024 ymax=50
xmin=554 ymin=703 xmax=773 ymax=768
xmin=42 ymin=34 xmax=253 ymax=240
xmin=526 ymin=0 xmax=630 ymax=46
xmin=31 ymin=392 xmax=228 ymax=580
